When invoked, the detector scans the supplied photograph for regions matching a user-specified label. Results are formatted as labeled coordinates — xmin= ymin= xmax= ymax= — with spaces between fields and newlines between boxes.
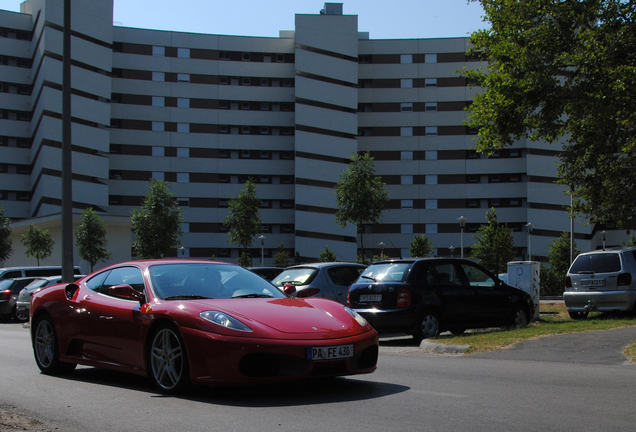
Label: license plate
xmin=307 ymin=344 xmax=354 ymax=361
xmin=581 ymin=279 xmax=605 ymax=287
xmin=359 ymin=294 xmax=382 ymax=302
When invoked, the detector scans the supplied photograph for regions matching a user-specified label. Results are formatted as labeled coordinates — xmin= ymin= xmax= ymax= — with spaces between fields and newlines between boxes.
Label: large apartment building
xmin=0 ymin=0 xmax=627 ymax=270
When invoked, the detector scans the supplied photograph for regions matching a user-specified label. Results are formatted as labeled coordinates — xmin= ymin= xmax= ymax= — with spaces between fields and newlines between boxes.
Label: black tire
xmin=413 ymin=311 xmax=441 ymax=342
xmin=148 ymin=324 xmax=190 ymax=394
xmin=32 ymin=314 xmax=77 ymax=375
xmin=14 ymin=306 xmax=29 ymax=323
xmin=512 ymin=306 xmax=528 ymax=329
xmin=568 ymin=310 xmax=589 ymax=320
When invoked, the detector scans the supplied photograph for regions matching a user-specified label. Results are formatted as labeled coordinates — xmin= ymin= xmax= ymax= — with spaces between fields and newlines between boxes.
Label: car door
xmin=458 ymin=262 xmax=510 ymax=325
xmin=426 ymin=262 xmax=472 ymax=327
xmin=78 ymin=266 xmax=145 ymax=369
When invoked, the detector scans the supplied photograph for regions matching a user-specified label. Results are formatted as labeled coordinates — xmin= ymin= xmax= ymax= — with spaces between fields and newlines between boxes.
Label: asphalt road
xmin=1 ymin=322 xmax=635 ymax=432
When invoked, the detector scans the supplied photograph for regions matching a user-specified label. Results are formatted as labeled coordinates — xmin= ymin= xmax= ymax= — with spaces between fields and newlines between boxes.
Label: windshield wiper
xmin=164 ymin=295 xmax=212 ymax=300
xmin=360 ymin=275 xmax=376 ymax=282
xmin=232 ymin=293 xmax=273 ymax=298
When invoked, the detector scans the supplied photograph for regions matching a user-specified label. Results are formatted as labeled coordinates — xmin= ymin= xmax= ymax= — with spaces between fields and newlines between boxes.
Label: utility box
xmin=507 ymin=261 xmax=540 ymax=321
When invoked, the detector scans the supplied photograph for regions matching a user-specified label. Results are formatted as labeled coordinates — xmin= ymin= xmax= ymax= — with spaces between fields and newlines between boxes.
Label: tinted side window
xmin=1 ymin=270 xmax=23 ymax=279
xmin=327 ymin=267 xmax=362 ymax=286
xmin=25 ymin=268 xmax=62 ymax=277
xmin=86 ymin=271 xmax=110 ymax=293
xmin=103 ymin=267 xmax=145 ymax=293
xmin=459 ymin=263 xmax=495 ymax=288
xmin=570 ymin=253 xmax=622 ymax=273
xmin=429 ymin=263 xmax=465 ymax=286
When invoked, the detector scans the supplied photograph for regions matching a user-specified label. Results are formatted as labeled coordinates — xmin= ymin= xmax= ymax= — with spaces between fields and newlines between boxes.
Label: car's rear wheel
xmin=14 ymin=306 xmax=28 ymax=323
xmin=512 ymin=306 xmax=528 ymax=328
xmin=568 ymin=310 xmax=589 ymax=320
xmin=149 ymin=324 xmax=190 ymax=394
xmin=32 ymin=314 xmax=76 ymax=375
xmin=413 ymin=311 xmax=440 ymax=341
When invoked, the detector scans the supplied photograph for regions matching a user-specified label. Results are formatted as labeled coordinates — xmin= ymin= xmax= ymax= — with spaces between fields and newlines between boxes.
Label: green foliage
xmin=131 ymin=179 xmax=183 ymax=259
xmin=238 ymin=252 xmax=252 ymax=268
xmin=224 ymin=180 xmax=262 ymax=262
xmin=335 ymin=152 xmax=389 ymax=260
xmin=319 ymin=245 xmax=337 ymax=262
xmin=75 ymin=208 xmax=112 ymax=272
xmin=273 ymin=243 xmax=290 ymax=268
xmin=471 ymin=208 xmax=516 ymax=274
xmin=622 ymin=234 xmax=636 ymax=246
xmin=0 ymin=207 xmax=13 ymax=261
xmin=21 ymin=225 xmax=54 ymax=266
xmin=541 ymin=232 xmax=581 ymax=296
xmin=465 ymin=0 xmax=636 ymax=225
xmin=410 ymin=235 xmax=434 ymax=258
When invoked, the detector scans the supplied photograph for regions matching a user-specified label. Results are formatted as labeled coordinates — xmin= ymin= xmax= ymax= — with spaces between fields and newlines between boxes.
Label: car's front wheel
xmin=512 ymin=306 xmax=528 ymax=328
xmin=14 ymin=306 xmax=29 ymax=323
xmin=413 ymin=311 xmax=441 ymax=342
xmin=148 ymin=324 xmax=190 ymax=394
xmin=32 ymin=314 xmax=76 ymax=375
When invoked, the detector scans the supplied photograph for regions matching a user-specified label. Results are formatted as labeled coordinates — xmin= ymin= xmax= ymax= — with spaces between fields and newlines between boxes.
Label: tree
xmin=21 ymin=225 xmax=54 ymax=266
xmin=273 ymin=243 xmax=290 ymax=268
xmin=0 ymin=207 xmax=13 ymax=262
xmin=131 ymin=179 xmax=183 ymax=259
xmin=224 ymin=180 xmax=262 ymax=267
xmin=471 ymin=208 xmax=516 ymax=274
xmin=319 ymin=245 xmax=337 ymax=262
xmin=335 ymin=152 xmax=389 ymax=262
xmin=410 ymin=235 xmax=434 ymax=258
xmin=465 ymin=0 xmax=636 ymax=226
xmin=541 ymin=232 xmax=581 ymax=296
xmin=75 ymin=208 xmax=112 ymax=272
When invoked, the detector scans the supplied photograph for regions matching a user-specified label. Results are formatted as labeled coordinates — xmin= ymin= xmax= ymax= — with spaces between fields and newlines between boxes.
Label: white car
xmin=564 ymin=247 xmax=636 ymax=319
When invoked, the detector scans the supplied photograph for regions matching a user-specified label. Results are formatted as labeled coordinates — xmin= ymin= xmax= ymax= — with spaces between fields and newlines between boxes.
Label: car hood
xmin=194 ymin=297 xmax=363 ymax=337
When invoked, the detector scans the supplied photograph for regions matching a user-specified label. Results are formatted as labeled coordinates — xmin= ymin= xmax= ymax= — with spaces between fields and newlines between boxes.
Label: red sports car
xmin=30 ymin=260 xmax=378 ymax=393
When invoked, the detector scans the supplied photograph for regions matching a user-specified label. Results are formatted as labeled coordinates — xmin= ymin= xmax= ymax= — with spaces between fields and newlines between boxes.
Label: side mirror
xmin=283 ymin=283 xmax=296 ymax=295
xmin=109 ymin=284 xmax=144 ymax=302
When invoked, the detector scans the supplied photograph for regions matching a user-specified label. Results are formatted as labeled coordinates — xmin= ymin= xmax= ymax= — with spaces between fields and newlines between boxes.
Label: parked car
xmin=15 ymin=275 xmax=85 ymax=321
xmin=0 ymin=277 xmax=40 ymax=322
xmin=271 ymin=262 xmax=366 ymax=304
xmin=247 ymin=266 xmax=284 ymax=282
xmin=347 ymin=258 xmax=534 ymax=341
xmin=0 ymin=266 xmax=83 ymax=281
xmin=30 ymin=259 xmax=378 ymax=393
xmin=564 ymin=247 xmax=636 ymax=319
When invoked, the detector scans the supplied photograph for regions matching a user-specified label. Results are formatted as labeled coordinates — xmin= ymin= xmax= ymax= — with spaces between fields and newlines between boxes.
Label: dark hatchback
xmin=347 ymin=258 xmax=534 ymax=340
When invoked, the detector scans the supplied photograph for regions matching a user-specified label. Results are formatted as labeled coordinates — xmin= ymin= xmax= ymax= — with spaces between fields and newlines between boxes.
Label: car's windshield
xmin=24 ymin=279 xmax=51 ymax=289
xmin=0 ymin=279 xmax=15 ymax=290
xmin=271 ymin=268 xmax=319 ymax=287
xmin=569 ymin=253 xmax=622 ymax=274
xmin=358 ymin=263 xmax=411 ymax=282
xmin=148 ymin=263 xmax=285 ymax=300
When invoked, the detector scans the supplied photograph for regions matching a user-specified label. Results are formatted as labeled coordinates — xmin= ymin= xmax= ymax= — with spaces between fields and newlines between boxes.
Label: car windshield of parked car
xmin=149 ymin=263 xmax=285 ymax=300
xmin=569 ymin=253 xmax=622 ymax=274
xmin=24 ymin=279 xmax=51 ymax=290
xmin=271 ymin=268 xmax=319 ymax=287
xmin=358 ymin=263 xmax=411 ymax=282
xmin=0 ymin=279 xmax=15 ymax=291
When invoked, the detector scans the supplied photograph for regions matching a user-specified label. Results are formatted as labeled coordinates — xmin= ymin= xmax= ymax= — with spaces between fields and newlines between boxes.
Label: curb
xmin=420 ymin=340 xmax=470 ymax=354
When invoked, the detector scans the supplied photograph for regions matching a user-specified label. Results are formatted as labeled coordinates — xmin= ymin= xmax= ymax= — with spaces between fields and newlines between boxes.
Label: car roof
xmin=577 ymin=246 xmax=636 ymax=256
xmin=284 ymin=262 xmax=366 ymax=270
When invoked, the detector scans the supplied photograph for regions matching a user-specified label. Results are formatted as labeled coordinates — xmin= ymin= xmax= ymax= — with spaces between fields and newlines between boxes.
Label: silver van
xmin=564 ymin=247 xmax=636 ymax=319
xmin=0 ymin=266 xmax=83 ymax=281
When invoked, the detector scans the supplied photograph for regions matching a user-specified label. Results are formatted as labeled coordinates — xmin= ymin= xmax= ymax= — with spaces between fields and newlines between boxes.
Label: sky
xmin=0 ymin=0 xmax=489 ymax=39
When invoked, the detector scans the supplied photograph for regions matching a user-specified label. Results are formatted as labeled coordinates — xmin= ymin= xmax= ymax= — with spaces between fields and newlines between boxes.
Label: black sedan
xmin=347 ymin=258 xmax=533 ymax=341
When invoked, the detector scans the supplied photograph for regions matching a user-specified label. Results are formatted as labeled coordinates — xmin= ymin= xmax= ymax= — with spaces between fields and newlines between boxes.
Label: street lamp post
xmin=180 ymin=246 xmax=185 ymax=258
xmin=449 ymin=246 xmax=455 ymax=258
xmin=259 ymin=235 xmax=266 ymax=267
xmin=457 ymin=216 xmax=467 ymax=259
xmin=379 ymin=242 xmax=385 ymax=260
xmin=602 ymin=231 xmax=606 ymax=250
xmin=526 ymin=223 xmax=535 ymax=261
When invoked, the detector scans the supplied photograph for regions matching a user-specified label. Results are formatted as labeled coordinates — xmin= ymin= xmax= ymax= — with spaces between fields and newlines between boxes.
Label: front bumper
xmin=563 ymin=290 xmax=636 ymax=312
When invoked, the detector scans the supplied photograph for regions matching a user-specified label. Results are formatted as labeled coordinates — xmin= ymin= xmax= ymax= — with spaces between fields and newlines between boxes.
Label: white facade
xmin=0 ymin=0 xmax=630 ymax=269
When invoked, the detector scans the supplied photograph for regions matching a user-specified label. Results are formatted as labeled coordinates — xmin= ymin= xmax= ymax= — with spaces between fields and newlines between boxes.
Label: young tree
xmin=0 ymin=207 xmax=13 ymax=262
xmin=335 ymin=152 xmax=389 ymax=262
xmin=75 ymin=208 xmax=112 ymax=272
xmin=21 ymin=225 xmax=54 ymax=266
xmin=410 ymin=235 xmax=434 ymax=258
xmin=224 ymin=180 xmax=262 ymax=267
xmin=541 ymin=232 xmax=581 ymax=296
xmin=319 ymin=245 xmax=337 ymax=262
xmin=273 ymin=243 xmax=290 ymax=268
xmin=465 ymin=0 xmax=636 ymax=226
xmin=471 ymin=208 xmax=516 ymax=274
xmin=131 ymin=179 xmax=183 ymax=259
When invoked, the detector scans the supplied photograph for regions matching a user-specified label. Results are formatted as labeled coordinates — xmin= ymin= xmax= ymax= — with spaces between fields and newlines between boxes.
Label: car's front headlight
xmin=200 ymin=311 xmax=252 ymax=332
xmin=344 ymin=306 xmax=367 ymax=327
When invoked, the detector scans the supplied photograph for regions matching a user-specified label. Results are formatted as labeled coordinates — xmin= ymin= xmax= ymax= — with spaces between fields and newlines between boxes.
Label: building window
xmin=425 ymin=78 xmax=437 ymax=87
xmin=401 ymin=200 xmax=413 ymax=209
xmin=260 ymin=151 xmax=269 ymax=159
xmin=260 ymin=175 xmax=270 ymax=183
xmin=152 ymin=97 xmax=164 ymax=107
xmin=152 ymin=172 xmax=164 ymax=181
xmin=425 ymin=200 xmax=438 ymax=209
xmin=177 ymin=98 xmax=189 ymax=108
xmin=152 ymin=122 xmax=165 ymax=132
xmin=468 ymin=150 xmax=479 ymax=159
xmin=152 ymin=46 xmax=165 ymax=56
xmin=468 ymin=199 xmax=480 ymax=208
xmin=260 ymin=78 xmax=269 ymax=86
xmin=511 ymin=198 xmax=520 ymax=206
xmin=219 ymin=149 xmax=230 ymax=158
xmin=510 ymin=149 xmax=520 ymax=157
xmin=281 ymin=176 xmax=293 ymax=184
xmin=426 ymin=224 xmax=438 ymax=234
xmin=177 ymin=173 xmax=189 ymax=183
xmin=219 ymin=101 xmax=229 ymax=109
xmin=177 ymin=74 xmax=190 ymax=83
xmin=260 ymin=127 xmax=269 ymax=135
xmin=401 ymin=176 xmax=413 ymax=185
xmin=401 ymin=224 xmax=413 ymax=234
xmin=219 ymin=125 xmax=229 ymax=134
xmin=511 ymin=173 xmax=521 ymax=182
xmin=219 ymin=76 xmax=229 ymax=85
xmin=241 ymin=78 xmax=251 ymax=86
xmin=178 ymin=48 xmax=190 ymax=58
xmin=152 ymin=72 xmax=165 ymax=82
xmin=400 ymin=127 xmax=413 ymax=137
xmin=358 ymin=54 xmax=371 ymax=63
xmin=281 ymin=103 xmax=292 ymax=111
xmin=276 ymin=54 xmax=285 ymax=62
xmin=242 ymin=52 xmax=251 ymax=61
xmin=401 ymin=103 xmax=413 ymax=112
xmin=426 ymin=175 xmax=438 ymax=185
xmin=281 ymin=151 xmax=293 ymax=159
xmin=241 ymin=150 xmax=251 ymax=158
xmin=177 ymin=197 xmax=190 ymax=207
xmin=491 ymin=174 xmax=501 ymax=182
xmin=182 ymin=223 xmax=190 ymax=233
xmin=400 ymin=54 xmax=413 ymax=64
xmin=491 ymin=198 xmax=501 ymax=207
xmin=240 ymin=102 xmax=250 ymax=110
xmin=425 ymin=103 xmax=438 ymax=111
xmin=241 ymin=126 xmax=251 ymax=134
xmin=400 ymin=79 xmax=413 ymax=88
xmin=425 ymin=127 xmax=438 ymax=136
xmin=177 ymin=147 xmax=189 ymax=158
xmin=152 ymin=146 xmax=165 ymax=157
xmin=425 ymin=150 xmax=437 ymax=160
xmin=177 ymin=123 xmax=189 ymax=133
xmin=282 ymin=127 xmax=293 ymax=135
xmin=219 ymin=174 xmax=230 ymax=183
xmin=425 ymin=53 xmax=437 ymax=63
xmin=401 ymin=151 xmax=413 ymax=161
xmin=468 ymin=174 xmax=479 ymax=183
xmin=219 ymin=51 xmax=231 ymax=60
xmin=282 ymin=79 xmax=292 ymax=87
xmin=260 ymin=102 xmax=270 ymax=111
